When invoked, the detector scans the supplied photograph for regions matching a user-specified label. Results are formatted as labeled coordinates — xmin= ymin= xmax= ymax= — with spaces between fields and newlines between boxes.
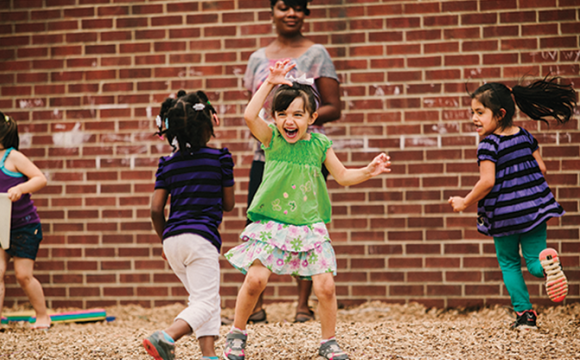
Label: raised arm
xmin=324 ymin=148 xmax=391 ymax=187
xmin=244 ymin=60 xmax=295 ymax=146
xmin=7 ymin=150 xmax=47 ymax=202
xmin=448 ymin=160 xmax=495 ymax=212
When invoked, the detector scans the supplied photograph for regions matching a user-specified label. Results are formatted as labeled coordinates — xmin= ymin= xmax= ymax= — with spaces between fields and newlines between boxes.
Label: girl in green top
xmin=223 ymin=60 xmax=391 ymax=360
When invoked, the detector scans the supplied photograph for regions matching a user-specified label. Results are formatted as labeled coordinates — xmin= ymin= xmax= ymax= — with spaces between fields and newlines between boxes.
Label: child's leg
xmin=494 ymin=235 xmax=533 ymax=312
xmin=311 ymin=273 xmax=336 ymax=340
xmin=163 ymin=234 xmax=221 ymax=356
xmin=12 ymin=257 xmax=50 ymax=326
xmin=520 ymin=223 xmax=548 ymax=278
xmin=233 ymin=261 xmax=271 ymax=331
xmin=0 ymin=249 xmax=9 ymax=317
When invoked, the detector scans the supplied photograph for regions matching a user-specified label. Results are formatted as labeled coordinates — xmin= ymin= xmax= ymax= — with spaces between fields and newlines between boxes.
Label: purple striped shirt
xmin=154 ymin=147 xmax=234 ymax=252
xmin=476 ymin=127 xmax=564 ymax=237
xmin=0 ymin=148 xmax=40 ymax=229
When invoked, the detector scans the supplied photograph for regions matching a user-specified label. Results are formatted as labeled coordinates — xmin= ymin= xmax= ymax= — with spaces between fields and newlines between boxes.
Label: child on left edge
xmin=143 ymin=90 xmax=235 ymax=360
xmin=0 ymin=112 xmax=51 ymax=330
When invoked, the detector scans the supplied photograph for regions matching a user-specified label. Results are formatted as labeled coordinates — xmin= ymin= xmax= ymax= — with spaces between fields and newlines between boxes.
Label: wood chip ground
xmin=1 ymin=301 xmax=579 ymax=359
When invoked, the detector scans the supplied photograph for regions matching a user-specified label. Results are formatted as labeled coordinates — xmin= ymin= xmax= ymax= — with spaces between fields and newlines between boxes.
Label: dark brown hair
xmin=271 ymin=82 xmax=320 ymax=117
xmin=471 ymin=76 xmax=577 ymax=129
xmin=0 ymin=111 xmax=19 ymax=150
xmin=156 ymin=90 xmax=216 ymax=154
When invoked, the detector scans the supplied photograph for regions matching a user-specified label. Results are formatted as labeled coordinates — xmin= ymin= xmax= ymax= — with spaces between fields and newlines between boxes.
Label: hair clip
xmin=193 ymin=103 xmax=205 ymax=111
xmin=165 ymin=118 xmax=169 ymax=129
xmin=4 ymin=115 xmax=9 ymax=122
xmin=285 ymin=73 xmax=314 ymax=86
xmin=171 ymin=137 xmax=178 ymax=149
xmin=155 ymin=115 xmax=162 ymax=128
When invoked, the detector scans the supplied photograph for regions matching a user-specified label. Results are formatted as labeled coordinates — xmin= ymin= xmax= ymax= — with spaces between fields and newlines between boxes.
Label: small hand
xmin=7 ymin=186 xmax=23 ymax=202
xmin=266 ymin=59 xmax=296 ymax=87
xmin=448 ymin=196 xmax=466 ymax=212
xmin=368 ymin=153 xmax=391 ymax=177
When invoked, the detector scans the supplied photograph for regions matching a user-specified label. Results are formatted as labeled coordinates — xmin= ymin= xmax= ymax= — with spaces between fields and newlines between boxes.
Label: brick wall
xmin=0 ymin=0 xmax=578 ymax=310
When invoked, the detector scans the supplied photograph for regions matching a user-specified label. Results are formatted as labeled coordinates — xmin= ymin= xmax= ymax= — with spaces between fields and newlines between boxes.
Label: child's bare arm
xmin=532 ymin=149 xmax=547 ymax=175
xmin=324 ymin=148 xmax=391 ymax=186
xmin=244 ymin=60 xmax=295 ymax=146
xmin=223 ymin=186 xmax=235 ymax=212
xmin=448 ymin=160 xmax=495 ymax=212
xmin=150 ymin=189 xmax=169 ymax=241
xmin=8 ymin=150 xmax=47 ymax=202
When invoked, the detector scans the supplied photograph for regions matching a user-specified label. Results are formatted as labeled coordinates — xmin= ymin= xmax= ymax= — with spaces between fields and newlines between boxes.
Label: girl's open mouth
xmin=285 ymin=129 xmax=298 ymax=138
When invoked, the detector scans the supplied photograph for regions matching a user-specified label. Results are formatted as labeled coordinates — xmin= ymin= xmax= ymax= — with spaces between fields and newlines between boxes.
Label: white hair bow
xmin=193 ymin=103 xmax=205 ymax=111
xmin=285 ymin=73 xmax=314 ymax=86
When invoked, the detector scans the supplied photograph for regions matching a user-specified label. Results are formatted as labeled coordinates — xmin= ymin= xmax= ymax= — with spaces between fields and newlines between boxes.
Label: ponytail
xmin=0 ymin=111 xmax=19 ymax=150
xmin=471 ymin=76 xmax=577 ymax=129
xmin=512 ymin=76 xmax=577 ymax=125
xmin=154 ymin=90 xmax=216 ymax=155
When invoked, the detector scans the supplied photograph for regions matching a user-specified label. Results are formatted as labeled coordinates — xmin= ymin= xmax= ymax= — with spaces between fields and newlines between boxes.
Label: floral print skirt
xmin=225 ymin=220 xmax=337 ymax=280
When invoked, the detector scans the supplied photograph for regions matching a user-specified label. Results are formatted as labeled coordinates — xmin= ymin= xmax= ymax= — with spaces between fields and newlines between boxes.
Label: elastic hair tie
xmin=206 ymin=100 xmax=211 ymax=105
xmin=4 ymin=115 xmax=9 ymax=122
xmin=193 ymin=103 xmax=205 ymax=111
xmin=506 ymin=85 xmax=513 ymax=93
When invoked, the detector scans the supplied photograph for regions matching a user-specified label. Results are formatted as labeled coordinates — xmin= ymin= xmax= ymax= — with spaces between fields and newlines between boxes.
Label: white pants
xmin=163 ymin=233 xmax=221 ymax=339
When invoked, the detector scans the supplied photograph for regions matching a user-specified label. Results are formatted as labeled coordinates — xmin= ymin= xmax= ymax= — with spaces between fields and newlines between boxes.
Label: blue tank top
xmin=0 ymin=148 xmax=40 ymax=229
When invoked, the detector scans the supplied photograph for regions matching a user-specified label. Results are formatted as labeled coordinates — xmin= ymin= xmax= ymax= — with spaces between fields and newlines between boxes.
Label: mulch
xmin=1 ymin=301 xmax=579 ymax=359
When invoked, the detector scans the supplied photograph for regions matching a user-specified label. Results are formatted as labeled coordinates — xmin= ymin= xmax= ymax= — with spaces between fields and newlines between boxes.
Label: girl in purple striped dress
xmin=143 ymin=91 xmax=235 ymax=360
xmin=0 ymin=112 xmax=51 ymax=330
xmin=448 ymin=77 xmax=577 ymax=330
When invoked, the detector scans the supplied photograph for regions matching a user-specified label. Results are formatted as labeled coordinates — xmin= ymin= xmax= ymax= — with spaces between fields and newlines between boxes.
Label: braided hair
xmin=155 ymin=90 xmax=216 ymax=154
xmin=471 ymin=76 xmax=577 ymax=130
xmin=0 ymin=111 xmax=19 ymax=150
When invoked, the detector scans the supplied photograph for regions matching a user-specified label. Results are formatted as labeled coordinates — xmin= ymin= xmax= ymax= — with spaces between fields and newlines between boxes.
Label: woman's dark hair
xmin=0 ymin=111 xmax=19 ymax=150
xmin=272 ymin=82 xmax=320 ymax=117
xmin=471 ymin=76 xmax=577 ymax=129
xmin=155 ymin=90 xmax=216 ymax=154
xmin=270 ymin=0 xmax=311 ymax=16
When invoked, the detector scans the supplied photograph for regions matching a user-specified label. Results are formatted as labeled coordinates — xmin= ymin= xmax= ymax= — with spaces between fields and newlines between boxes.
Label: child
xmin=222 ymin=60 xmax=391 ymax=360
xmin=0 ymin=112 xmax=51 ymax=330
xmin=448 ymin=77 xmax=576 ymax=330
xmin=143 ymin=91 xmax=235 ymax=360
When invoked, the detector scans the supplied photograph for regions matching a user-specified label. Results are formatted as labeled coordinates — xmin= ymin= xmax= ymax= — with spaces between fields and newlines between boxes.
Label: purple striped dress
xmin=476 ymin=127 xmax=564 ymax=237
xmin=154 ymin=147 xmax=234 ymax=252
xmin=0 ymin=148 xmax=40 ymax=230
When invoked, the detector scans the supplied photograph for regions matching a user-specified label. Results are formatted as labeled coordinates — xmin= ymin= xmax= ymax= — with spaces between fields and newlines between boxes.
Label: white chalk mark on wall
xmin=52 ymin=123 xmax=91 ymax=147
xmin=19 ymin=133 xmax=32 ymax=148
xmin=19 ymin=99 xmax=44 ymax=109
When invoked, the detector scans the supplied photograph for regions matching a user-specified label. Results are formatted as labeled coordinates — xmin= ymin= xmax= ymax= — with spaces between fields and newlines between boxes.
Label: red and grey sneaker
xmin=539 ymin=248 xmax=568 ymax=302
xmin=511 ymin=310 xmax=538 ymax=330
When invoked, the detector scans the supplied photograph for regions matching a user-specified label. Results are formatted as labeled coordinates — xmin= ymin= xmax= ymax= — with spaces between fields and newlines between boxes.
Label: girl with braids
xmin=143 ymin=91 xmax=235 ymax=360
xmin=449 ymin=77 xmax=577 ymax=330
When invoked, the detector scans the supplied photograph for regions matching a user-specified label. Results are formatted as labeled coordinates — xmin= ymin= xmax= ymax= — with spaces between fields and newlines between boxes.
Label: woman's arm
xmin=448 ymin=160 xmax=495 ymax=212
xmin=244 ymin=60 xmax=295 ymax=146
xmin=7 ymin=150 xmax=47 ymax=202
xmin=532 ymin=149 xmax=547 ymax=175
xmin=313 ymin=77 xmax=341 ymax=126
xmin=324 ymin=148 xmax=391 ymax=186
xmin=223 ymin=186 xmax=235 ymax=212
xmin=150 ymin=189 xmax=169 ymax=241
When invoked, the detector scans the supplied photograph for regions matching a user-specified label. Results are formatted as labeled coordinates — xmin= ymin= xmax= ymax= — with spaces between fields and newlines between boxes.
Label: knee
xmin=314 ymin=280 xmax=335 ymax=301
xmin=244 ymin=273 xmax=267 ymax=295
xmin=15 ymin=272 xmax=33 ymax=287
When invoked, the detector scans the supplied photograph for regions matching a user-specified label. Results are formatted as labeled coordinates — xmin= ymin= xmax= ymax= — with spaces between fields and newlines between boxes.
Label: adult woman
xmin=242 ymin=0 xmax=342 ymax=324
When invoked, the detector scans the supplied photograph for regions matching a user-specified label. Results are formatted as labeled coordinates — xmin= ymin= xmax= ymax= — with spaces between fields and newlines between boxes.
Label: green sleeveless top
xmin=247 ymin=124 xmax=332 ymax=225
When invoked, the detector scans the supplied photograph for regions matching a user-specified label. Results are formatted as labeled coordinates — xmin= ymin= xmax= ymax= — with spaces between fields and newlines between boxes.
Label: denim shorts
xmin=6 ymin=222 xmax=43 ymax=260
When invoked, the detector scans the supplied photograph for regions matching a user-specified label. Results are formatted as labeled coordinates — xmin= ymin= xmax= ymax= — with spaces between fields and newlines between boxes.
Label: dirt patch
xmin=1 ymin=301 xmax=579 ymax=359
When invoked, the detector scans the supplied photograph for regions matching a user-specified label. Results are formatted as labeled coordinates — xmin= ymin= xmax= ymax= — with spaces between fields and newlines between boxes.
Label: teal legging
xmin=493 ymin=222 xmax=547 ymax=312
